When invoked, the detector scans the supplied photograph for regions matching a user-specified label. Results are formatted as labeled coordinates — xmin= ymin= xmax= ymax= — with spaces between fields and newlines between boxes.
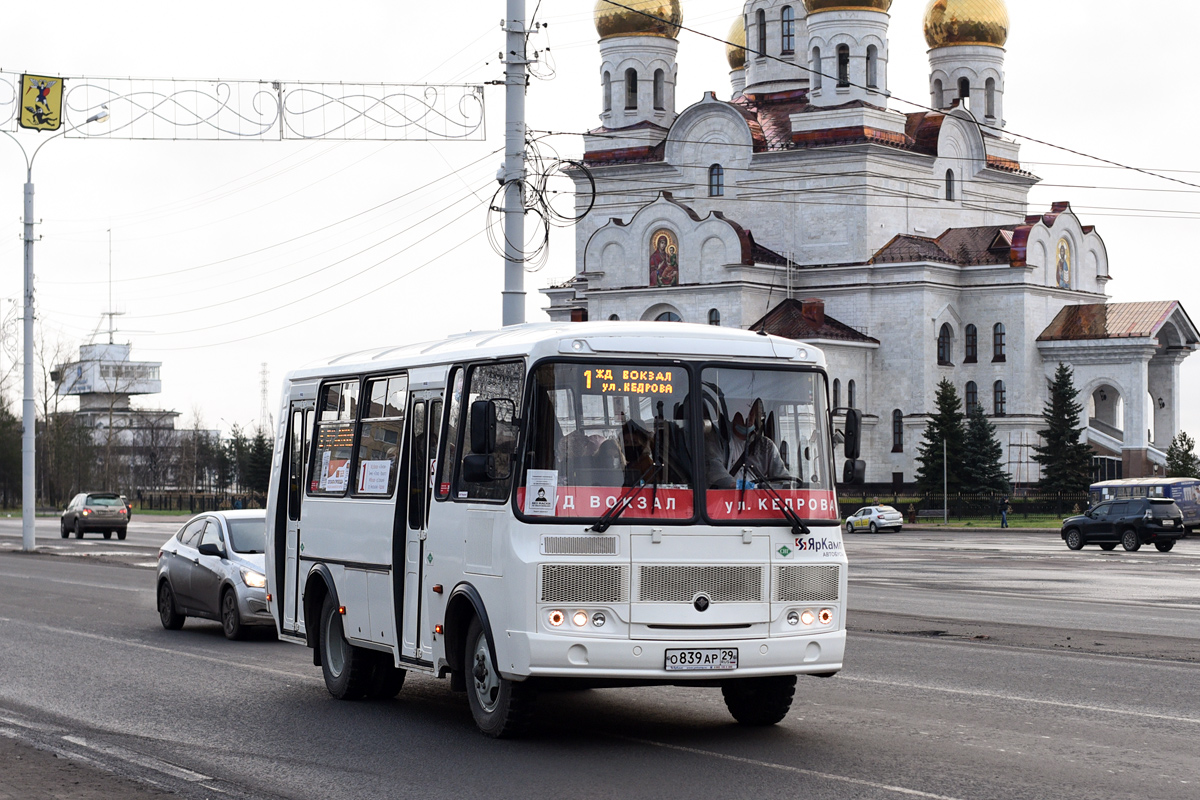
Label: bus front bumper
xmin=504 ymin=629 xmax=845 ymax=681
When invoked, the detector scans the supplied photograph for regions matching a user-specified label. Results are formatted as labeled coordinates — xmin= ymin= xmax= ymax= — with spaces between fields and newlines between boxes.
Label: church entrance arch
xmin=1087 ymin=383 xmax=1123 ymax=437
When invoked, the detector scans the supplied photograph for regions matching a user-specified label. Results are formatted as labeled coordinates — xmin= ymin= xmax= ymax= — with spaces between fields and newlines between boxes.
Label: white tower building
xmin=804 ymin=0 xmax=892 ymax=108
xmin=924 ymin=0 xmax=1010 ymax=127
xmin=594 ymin=0 xmax=682 ymax=131
xmin=743 ymin=2 xmax=810 ymax=95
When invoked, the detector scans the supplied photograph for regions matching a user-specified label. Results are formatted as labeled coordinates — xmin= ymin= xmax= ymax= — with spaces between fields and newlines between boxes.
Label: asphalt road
xmin=0 ymin=519 xmax=1197 ymax=800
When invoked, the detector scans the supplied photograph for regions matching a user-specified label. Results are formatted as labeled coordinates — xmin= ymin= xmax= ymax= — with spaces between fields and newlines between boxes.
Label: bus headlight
xmin=592 ymin=612 xmax=606 ymax=627
xmin=787 ymin=611 xmax=800 ymax=626
xmin=800 ymin=610 xmax=816 ymax=626
xmin=818 ymin=608 xmax=833 ymax=625
xmin=548 ymin=610 xmax=565 ymax=627
xmin=572 ymin=610 xmax=589 ymax=627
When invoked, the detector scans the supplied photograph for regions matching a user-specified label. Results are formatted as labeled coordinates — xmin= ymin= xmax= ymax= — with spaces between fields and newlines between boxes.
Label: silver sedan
xmin=155 ymin=510 xmax=274 ymax=640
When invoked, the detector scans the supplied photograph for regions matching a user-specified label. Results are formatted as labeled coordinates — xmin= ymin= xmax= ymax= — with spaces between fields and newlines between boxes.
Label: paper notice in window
xmin=358 ymin=460 xmax=392 ymax=494
xmin=318 ymin=451 xmax=331 ymax=490
xmin=524 ymin=470 xmax=559 ymax=516
xmin=325 ymin=461 xmax=349 ymax=492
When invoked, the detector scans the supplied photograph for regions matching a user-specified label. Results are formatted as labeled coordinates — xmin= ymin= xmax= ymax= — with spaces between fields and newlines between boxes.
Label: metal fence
xmin=836 ymin=491 xmax=1089 ymax=521
xmin=138 ymin=493 xmax=265 ymax=514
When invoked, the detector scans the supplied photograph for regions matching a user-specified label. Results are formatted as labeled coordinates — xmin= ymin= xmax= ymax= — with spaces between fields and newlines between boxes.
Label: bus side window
xmin=355 ymin=374 xmax=407 ymax=497
xmin=455 ymin=361 xmax=524 ymax=502
xmin=435 ymin=367 xmax=464 ymax=500
xmin=308 ymin=379 xmax=360 ymax=496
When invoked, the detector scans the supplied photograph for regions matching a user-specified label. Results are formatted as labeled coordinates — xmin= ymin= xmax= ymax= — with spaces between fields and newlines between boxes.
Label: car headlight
xmin=240 ymin=569 xmax=267 ymax=588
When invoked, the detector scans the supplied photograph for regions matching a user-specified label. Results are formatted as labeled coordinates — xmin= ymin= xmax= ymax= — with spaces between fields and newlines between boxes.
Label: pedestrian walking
xmin=999 ymin=496 xmax=1009 ymax=528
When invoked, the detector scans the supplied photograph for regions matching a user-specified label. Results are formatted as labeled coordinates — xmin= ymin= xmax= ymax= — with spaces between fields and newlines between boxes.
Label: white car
xmin=845 ymin=505 xmax=904 ymax=534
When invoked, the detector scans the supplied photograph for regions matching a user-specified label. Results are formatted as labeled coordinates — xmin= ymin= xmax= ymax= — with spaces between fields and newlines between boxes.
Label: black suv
xmin=1061 ymin=497 xmax=1185 ymax=552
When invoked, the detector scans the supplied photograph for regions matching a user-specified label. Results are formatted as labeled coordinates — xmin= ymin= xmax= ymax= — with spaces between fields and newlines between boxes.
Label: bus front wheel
xmin=722 ymin=675 xmax=797 ymax=726
xmin=320 ymin=594 xmax=370 ymax=700
xmin=464 ymin=616 xmax=535 ymax=738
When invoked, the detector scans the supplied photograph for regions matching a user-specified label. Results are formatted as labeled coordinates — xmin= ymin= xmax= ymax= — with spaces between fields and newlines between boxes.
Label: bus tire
xmin=464 ymin=615 xmax=535 ymax=738
xmin=319 ymin=594 xmax=370 ymax=700
xmin=367 ymin=653 xmax=407 ymax=699
xmin=1121 ymin=528 xmax=1141 ymax=552
xmin=722 ymin=675 xmax=796 ymax=726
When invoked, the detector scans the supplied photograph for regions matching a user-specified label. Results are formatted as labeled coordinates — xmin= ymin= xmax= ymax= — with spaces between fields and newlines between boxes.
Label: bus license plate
xmin=664 ymin=648 xmax=738 ymax=671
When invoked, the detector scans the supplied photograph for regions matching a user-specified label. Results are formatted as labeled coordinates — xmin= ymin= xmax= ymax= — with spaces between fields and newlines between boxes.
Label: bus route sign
xmin=581 ymin=366 xmax=679 ymax=397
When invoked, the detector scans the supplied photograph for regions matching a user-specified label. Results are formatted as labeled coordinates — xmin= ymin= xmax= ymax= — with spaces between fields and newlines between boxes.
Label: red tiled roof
xmin=871 ymin=225 xmax=1016 ymax=266
xmin=1037 ymin=302 xmax=1180 ymax=342
xmin=749 ymin=298 xmax=879 ymax=344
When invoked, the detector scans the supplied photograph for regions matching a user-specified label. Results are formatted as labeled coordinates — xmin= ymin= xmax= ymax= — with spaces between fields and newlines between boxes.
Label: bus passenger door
xmin=284 ymin=401 xmax=313 ymax=635
xmin=401 ymin=392 xmax=441 ymax=662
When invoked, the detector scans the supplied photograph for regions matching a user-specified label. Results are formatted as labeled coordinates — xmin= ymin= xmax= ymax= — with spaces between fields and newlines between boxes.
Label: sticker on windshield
xmin=524 ymin=470 xmax=560 ymax=516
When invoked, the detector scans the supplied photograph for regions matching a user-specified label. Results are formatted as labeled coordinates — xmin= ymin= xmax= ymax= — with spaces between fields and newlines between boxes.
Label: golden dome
xmin=804 ymin=1 xmax=893 ymax=13
xmin=924 ymin=0 xmax=1009 ymax=48
xmin=727 ymin=15 xmax=747 ymax=70
xmin=594 ymin=0 xmax=682 ymax=40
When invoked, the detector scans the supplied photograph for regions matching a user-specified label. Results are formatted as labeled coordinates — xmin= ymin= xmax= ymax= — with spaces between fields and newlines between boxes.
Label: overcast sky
xmin=2 ymin=0 xmax=1198 ymax=442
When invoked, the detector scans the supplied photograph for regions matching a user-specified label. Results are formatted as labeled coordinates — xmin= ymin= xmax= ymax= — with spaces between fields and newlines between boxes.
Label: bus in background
xmin=264 ymin=322 xmax=863 ymax=737
xmin=1090 ymin=478 xmax=1200 ymax=534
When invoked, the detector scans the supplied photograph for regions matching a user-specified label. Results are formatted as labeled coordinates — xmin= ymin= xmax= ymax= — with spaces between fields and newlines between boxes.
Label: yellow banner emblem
xmin=20 ymin=74 xmax=64 ymax=131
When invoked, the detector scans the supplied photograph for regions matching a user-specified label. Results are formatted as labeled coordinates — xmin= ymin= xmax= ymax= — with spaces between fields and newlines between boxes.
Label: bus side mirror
xmin=470 ymin=400 xmax=498 ymax=454
xmin=842 ymin=459 xmax=866 ymax=486
xmin=843 ymin=409 xmax=862 ymax=460
xmin=462 ymin=454 xmax=495 ymax=483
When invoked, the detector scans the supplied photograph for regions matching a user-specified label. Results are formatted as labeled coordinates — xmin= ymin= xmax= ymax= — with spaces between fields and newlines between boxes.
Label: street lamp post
xmin=3 ymin=106 xmax=109 ymax=552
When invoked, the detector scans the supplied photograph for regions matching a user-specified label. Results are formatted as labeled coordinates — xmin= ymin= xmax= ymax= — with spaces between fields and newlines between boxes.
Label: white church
xmin=543 ymin=0 xmax=1198 ymax=486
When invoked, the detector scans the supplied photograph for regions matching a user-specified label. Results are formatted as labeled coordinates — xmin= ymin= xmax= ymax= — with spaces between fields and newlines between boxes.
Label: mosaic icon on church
xmin=649 ymin=228 xmax=679 ymax=287
xmin=1055 ymin=237 xmax=1071 ymax=289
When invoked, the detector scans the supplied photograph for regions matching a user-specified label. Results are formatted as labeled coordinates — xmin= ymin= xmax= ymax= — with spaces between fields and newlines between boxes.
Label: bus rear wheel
xmin=464 ymin=616 xmax=535 ymax=738
xmin=722 ymin=675 xmax=797 ymax=726
xmin=319 ymin=594 xmax=370 ymax=700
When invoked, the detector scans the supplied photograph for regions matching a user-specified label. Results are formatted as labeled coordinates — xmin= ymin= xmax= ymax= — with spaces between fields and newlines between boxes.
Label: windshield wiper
xmin=739 ymin=459 xmax=811 ymax=538
xmin=590 ymin=460 xmax=661 ymax=534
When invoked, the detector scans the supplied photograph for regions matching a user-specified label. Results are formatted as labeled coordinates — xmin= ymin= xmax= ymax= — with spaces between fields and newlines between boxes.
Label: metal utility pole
xmin=501 ymin=0 xmax=528 ymax=326
xmin=21 ymin=174 xmax=35 ymax=551
xmin=943 ymin=437 xmax=948 ymax=524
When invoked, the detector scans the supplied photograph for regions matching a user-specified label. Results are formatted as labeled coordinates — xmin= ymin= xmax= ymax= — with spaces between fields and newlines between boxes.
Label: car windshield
xmin=86 ymin=495 xmax=122 ymax=506
xmin=226 ymin=518 xmax=266 ymax=553
xmin=520 ymin=362 xmax=693 ymax=520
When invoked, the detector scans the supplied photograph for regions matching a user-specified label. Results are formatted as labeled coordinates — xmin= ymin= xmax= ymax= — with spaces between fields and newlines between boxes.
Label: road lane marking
xmin=0 ymin=617 xmax=310 ymax=680
xmin=62 ymin=735 xmax=212 ymax=782
xmin=839 ymin=676 xmax=1200 ymax=725
xmin=0 ymin=569 xmax=149 ymax=593
xmin=613 ymin=735 xmax=965 ymax=800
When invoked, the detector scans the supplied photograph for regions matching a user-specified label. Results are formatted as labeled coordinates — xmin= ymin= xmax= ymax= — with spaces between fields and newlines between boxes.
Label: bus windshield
xmin=519 ymin=362 xmax=693 ymax=520
xmin=517 ymin=361 xmax=838 ymax=525
xmin=700 ymin=366 xmax=838 ymax=523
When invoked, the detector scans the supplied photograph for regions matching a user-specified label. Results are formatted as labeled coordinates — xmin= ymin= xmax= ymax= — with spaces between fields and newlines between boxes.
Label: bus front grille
xmin=773 ymin=565 xmax=840 ymax=603
xmin=637 ymin=565 xmax=763 ymax=603
xmin=540 ymin=564 xmax=629 ymax=603
xmin=541 ymin=535 xmax=619 ymax=556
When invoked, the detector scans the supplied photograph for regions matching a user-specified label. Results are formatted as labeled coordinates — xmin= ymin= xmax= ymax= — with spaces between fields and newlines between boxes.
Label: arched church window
xmin=708 ymin=164 xmax=725 ymax=197
xmin=833 ymin=379 xmax=841 ymax=410
xmin=812 ymin=47 xmax=823 ymax=90
xmin=965 ymin=381 xmax=978 ymax=413
xmin=708 ymin=308 xmax=721 ymax=326
xmin=993 ymin=381 xmax=1007 ymax=416
xmin=837 ymin=45 xmax=850 ymax=87
xmin=756 ymin=9 xmax=767 ymax=55
xmin=603 ymin=71 xmax=613 ymax=113
xmin=653 ymin=69 xmax=665 ymax=110
xmin=964 ymin=324 xmax=977 ymax=362
xmin=848 ymin=380 xmax=857 ymax=410
xmin=608 ymin=314 xmax=620 ymax=321
xmin=993 ymin=323 xmax=1006 ymax=361
xmin=985 ymin=78 xmax=996 ymax=118
xmin=656 ymin=311 xmax=682 ymax=323
xmin=937 ymin=323 xmax=953 ymax=365
xmin=625 ymin=68 xmax=637 ymax=110
xmin=892 ymin=410 xmax=904 ymax=453
xmin=958 ymin=77 xmax=970 ymax=102
xmin=945 ymin=170 xmax=955 ymax=201
xmin=781 ymin=6 xmax=795 ymax=54
xmin=866 ymin=45 xmax=878 ymax=88
xmin=933 ymin=78 xmax=944 ymax=109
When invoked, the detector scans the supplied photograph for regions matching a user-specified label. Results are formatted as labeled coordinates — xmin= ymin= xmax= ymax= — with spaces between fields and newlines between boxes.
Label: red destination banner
xmin=706 ymin=489 xmax=840 ymax=521
xmin=516 ymin=486 xmax=693 ymax=519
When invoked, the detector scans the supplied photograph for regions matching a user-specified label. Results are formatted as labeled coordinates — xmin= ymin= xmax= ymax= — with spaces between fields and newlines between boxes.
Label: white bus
xmin=264 ymin=322 xmax=862 ymax=737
